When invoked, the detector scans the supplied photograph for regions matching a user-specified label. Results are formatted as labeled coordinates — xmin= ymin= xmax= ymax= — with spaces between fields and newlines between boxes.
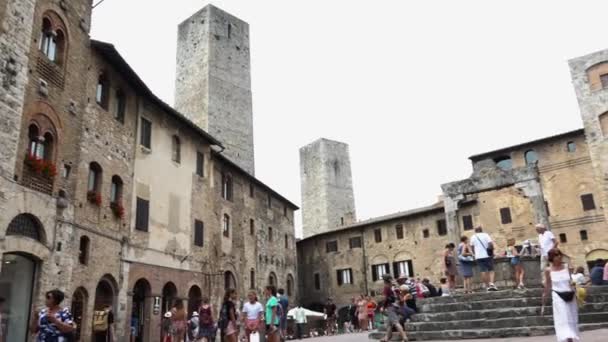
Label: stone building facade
xmin=0 ymin=2 xmax=297 ymax=342
xmin=298 ymin=129 xmax=608 ymax=307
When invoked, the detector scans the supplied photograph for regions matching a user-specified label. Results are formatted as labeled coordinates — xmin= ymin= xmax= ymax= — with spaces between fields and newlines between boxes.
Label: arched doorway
xmin=71 ymin=287 xmax=88 ymax=341
xmin=161 ymin=282 xmax=178 ymax=315
xmin=586 ymin=249 xmax=608 ymax=270
xmin=187 ymin=285 xmax=202 ymax=318
xmin=0 ymin=253 xmax=37 ymax=342
xmin=132 ymin=278 xmax=151 ymax=342
xmin=93 ymin=276 xmax=116 ymax=342
xmin=224 ymin=271 xmax=236 ymax=290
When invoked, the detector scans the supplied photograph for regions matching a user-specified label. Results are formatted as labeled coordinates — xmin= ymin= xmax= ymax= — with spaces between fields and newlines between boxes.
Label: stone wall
xmin=299 ymin=138 xmax=356 ymax=238
xmin=175 ymin=4 xmax=255 ymax=175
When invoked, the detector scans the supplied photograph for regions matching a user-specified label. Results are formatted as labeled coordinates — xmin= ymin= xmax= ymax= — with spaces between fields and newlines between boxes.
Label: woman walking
xmin=356 ymin=295 xmax=368 ymax=332
xmin=197 ymin=296 xmax=215 ymax=342
xmin=222 ymin=289 xmax=239 ymax=342
xmin=543 ymin=248 xmax=579 ymax=342
xmin=507 ymin=238 xmax=525 ymax=289
xmin=30 ymin=289 xmax=75 ymax=341
xmin=379 ymin=276 xmax=408 ymax=342
xmin=171 ymin=300 xmax=188 ymax=342
xmin=264 ymin=286 xmax=280 ymax=342
xmin=458 ymin=236 xmax=474 ymax=294
xmin=366 ymin=296 xmax=376 ymax=330
xmin=242 ymin=291 xmax=263 ymax=342
xmin=444 ymin=243 xmax=458 ymax=292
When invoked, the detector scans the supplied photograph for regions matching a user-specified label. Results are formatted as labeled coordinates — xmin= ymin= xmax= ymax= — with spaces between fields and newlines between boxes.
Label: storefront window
xmin=0 ymin=253 xmax=36 ymax=342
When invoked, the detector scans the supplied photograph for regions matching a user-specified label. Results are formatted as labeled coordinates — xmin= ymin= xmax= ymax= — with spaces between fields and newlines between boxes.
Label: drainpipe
xmin=361 ymin=228 xmax=369 ymax=295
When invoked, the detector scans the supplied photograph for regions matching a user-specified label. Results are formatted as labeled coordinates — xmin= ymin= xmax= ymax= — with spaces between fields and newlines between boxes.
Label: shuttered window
xmin=581 ymin=194 xmax=596 ymax=211
xmin=423 ymin=229 xmax=430 ymax=238
xmin=349 ymin=236 xmax=362 ymax=249
xmin=135 ymin=197 xmax=149 ymax=232
xmin=500 ymin=207 xmax=512 ymax=224
xmin=326 ymin=240 xmax=338 ymax=253
xmin=395 ymin=224 xmax=404 ymax=239
xmin=194 ymin=220 xmax=204 ymax=246
xmin=140 ymin=117 xmax=152 ymax=149
xmin=392 ymin=260 xmax=414 ymax=279
xmin=371 ymin=263 xmax=390 ymax=282
xmin=436 ymin=219 xmax=447 ymax=236
xmin=462 ymin=215 xmax=473 ymax=230
xmin=196 ymin=151 xmax=204 ymax=177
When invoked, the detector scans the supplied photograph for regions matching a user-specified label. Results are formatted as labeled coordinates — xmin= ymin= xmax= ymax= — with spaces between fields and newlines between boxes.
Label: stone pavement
xmin=304 ymin=329 xmax=608 ymax=342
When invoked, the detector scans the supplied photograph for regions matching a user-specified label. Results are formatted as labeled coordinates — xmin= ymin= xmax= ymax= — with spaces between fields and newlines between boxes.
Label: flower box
xmin=87 ymin=190 xmax=102 ymax=206
xmin=110 ymin=201 xmax=125 ymax=219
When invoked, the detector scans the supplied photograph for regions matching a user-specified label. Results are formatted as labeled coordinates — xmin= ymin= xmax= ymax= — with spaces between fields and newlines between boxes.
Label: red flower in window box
xmin=87 ymin=190 xmax=102 ymax=206
xmin=24 ymin=153 xmax=56 ymax=179
xmin=110 ymin=201 xmax=125 ymax=219
xmin=41 ymin=160 xmax=57 ymax=178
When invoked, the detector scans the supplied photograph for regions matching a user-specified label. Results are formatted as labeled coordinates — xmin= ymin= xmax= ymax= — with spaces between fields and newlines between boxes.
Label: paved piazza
xmin=304 ymin=330 xmax=608 ymax=342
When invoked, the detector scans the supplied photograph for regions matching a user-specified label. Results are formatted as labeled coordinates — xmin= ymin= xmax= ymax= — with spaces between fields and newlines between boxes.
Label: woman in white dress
xmin=543 ymin=248 xmax=579 ymax=342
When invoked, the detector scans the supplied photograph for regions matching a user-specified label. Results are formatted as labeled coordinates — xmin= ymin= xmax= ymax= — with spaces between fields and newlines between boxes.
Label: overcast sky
xmin=91 ymin=1 xmax=604 ymax=237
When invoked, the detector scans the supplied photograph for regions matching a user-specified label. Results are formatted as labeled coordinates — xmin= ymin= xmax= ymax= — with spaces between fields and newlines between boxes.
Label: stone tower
xmin=569 ymin=49 xmax=608 ymax=223
xmin=175 ymin=5 xmax=255 ymax=174
xmin=300 ymin=138 xmax=356 ymax=238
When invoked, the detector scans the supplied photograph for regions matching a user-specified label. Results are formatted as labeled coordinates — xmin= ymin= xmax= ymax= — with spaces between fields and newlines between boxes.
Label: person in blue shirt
xmin=590 ymin=259 xmax=606 ymax=285
xmin=277 ymin=288 xmax=289 ymax=340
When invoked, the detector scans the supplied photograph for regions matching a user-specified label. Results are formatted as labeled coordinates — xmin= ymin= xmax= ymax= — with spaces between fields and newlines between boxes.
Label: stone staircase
xmin=369 ymin=286 xmax=608 ymax=340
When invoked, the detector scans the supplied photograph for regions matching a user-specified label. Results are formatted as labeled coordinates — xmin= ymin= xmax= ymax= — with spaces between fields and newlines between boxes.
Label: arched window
xmin=268 ymin=272 xmax=277 ymax=287
xmin=28 ymin=124 xmax=41 ymax=158
xmin=524 ymin=150 xmax=538 ymax=165
xmin=79 ymin=236 xmax=90 ymax=265
xmin=224 ymin=271 xmax=236 ymax=290
xmin=221 ymin=172 xmax=233 ymax=201
xmin=88 ymin=162 xmax=102 ymax=193
xmin=110 ymin=176 xmax=123 ymax=203
xmin=42 ymin=132 xmax=54 ymax=161
xmin=39 ymin=14 xmax=66 ymax=65
xmin=6 ymin=214 xmax=44 ymax=242
xmin=494 ymin=156 xmax=512 ymax=170
xmin=96 ymin=73 xmax=109 ymax=109
xmin=223 ymin=214 xmax=230 ymax=237
xmin=172 ymin=136 xmax=181 ymax=163
xmin=115 ymin=90 xmax=126 ymax=123
xmin=286 ymin=274 xmax=294 ymax=296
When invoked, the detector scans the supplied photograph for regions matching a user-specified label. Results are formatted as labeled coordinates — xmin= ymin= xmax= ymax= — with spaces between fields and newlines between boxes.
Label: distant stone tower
xmin=175 ymin=5 xmax=255 ymax=174
xmin=300 ymin=139 xmax=357 ymax=238
xmin=569 ymin=50 xmax=608 ymax=223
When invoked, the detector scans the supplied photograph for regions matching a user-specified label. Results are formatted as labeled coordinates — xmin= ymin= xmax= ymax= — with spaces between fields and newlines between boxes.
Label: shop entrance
xmin=0 ymin=253 xmax=37 ymax=342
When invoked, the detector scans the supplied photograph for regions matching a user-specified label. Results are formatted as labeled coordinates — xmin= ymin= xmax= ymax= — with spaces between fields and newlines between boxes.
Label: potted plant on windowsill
xmin=87 ymin=190 xmax=102 ymax=206
xmin=110 ymin=201 xmax=125 ymax=219
xmin=24 ymin=153 xmax=57 ymax=179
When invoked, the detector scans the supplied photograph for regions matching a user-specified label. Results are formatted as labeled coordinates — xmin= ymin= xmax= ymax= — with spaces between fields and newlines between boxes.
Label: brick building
xmin=0 ymin=2 xmax=297 ymax=342
xmin=298 ymin=121 xmax=608 ymax=307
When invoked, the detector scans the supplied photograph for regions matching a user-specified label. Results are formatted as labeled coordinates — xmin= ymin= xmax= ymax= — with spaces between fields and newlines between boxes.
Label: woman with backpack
xmin=30 ymin=289 xmax=76 ymax=342
xmin=171 ymin=300 xmax=188 ymax=342
xmin=220 ymin=289 xmax=239 ymax=342
xmin=264 ymin=285 xmax=280 ymax=342
xmin=197 ymin=296 xmax=215 ymax=342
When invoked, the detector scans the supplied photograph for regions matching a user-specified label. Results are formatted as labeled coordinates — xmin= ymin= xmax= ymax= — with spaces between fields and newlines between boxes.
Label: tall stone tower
xmin=569 ymin=50 xmax=608 ymax=223
xmin=175 ymin=5 xmax=255 ymax=174
xmin=300 ymin=138 xmax=356 ymax=238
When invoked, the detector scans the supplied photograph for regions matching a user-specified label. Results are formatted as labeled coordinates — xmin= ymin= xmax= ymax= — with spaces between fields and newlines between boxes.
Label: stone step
xmin=403 ymin=312 xmax=608 ymax=331
xmin=368 ymin=322 xmax=608 ymax=341
xmin=411 ymin=301 xmax=608 ymax=322
xmin=419 ymin=294 xmax=608 ymax=313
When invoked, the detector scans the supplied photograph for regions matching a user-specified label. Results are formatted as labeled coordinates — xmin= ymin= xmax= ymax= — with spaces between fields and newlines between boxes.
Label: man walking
xmin=277 ymin=288 xmax=289 ymax=340
xmin=536 ymin=223 xmax=557 ymax=284
xmin=470 ymin=227 xmax=498 ymax=291
xmin=323 ymin=298 xmax=337 ymax=336
xmin=294 ymin=305 xmax=307 ymax=339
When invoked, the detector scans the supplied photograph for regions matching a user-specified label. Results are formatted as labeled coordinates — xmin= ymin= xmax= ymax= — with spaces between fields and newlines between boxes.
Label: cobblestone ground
xmin=301 ymin=329 xmax=608 ymax=342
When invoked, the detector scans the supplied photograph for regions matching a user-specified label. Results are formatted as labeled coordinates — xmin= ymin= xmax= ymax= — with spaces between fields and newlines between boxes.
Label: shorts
xmin=510 ymin=256 xmax=521 ymax=266
xmin=266 ymin=324 xmax=280 ymax=333
xmin=477 ymin=257 xmax=494 ymax=272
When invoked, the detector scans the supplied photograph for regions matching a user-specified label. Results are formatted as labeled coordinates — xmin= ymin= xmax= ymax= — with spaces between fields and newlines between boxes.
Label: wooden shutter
xmin=372 ymin=265 xmax=378 ymax=281
xmin=462 ymin=215 xmax=473 ymax=230
xmin=194 ymin=220 xmax=204 ymax=246
xmin=407 ymin=260 xmax=414 ymax=277
xmin=581 ymin=194 xmax=596 ymax=211
xmin=500 ymin=208 xmax=512 ymax=224
xmin=337 ymin=270 xmax=343 ymax=286
xmin=384 ymin=263 xmax=390 ymax=278
xmin=348 ymin=269 xmax=353 ymax=284
xmin=135 ymin=197 xmax=149 ymax=232
xmin=392 ymin=262 xmax=399 ymax=278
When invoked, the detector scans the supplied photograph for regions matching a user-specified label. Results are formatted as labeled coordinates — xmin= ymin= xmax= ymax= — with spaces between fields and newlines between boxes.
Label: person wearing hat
xmin=536 ymin=223 xmax=557 ymax=285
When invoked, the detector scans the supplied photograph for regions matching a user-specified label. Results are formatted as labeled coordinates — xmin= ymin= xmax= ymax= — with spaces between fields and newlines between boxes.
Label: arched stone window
xmin=524 ymin=149 xmax=538 ymax=165
xmin=79 ymin=236 xmax=90 ymax=265
xmin=96 ymin=73 xmax=110 ymax=109
xmin=110 ymin=175 xmax=123 ymax=203
xmin=115 ymin=90 xmax=126 ymax=123
xmin=39 ymin=12 xmax=67 ymax=65
xmin=268 ymin=272 xmax=277 ymax=287
xmin=493 ymin=156 xmax=512 ymax=170
xmin=172 ymin=135 xmax=181 ymax=163
xmin=224 ymin=271 xmax=237 ymax=290
xmin=286 ymin=274 xmax=294 ymax=296
xmin=88 ymin=162 xmax=103 ymax=196
xmin=221 ymin=172 xmax=233 ymax=201
xmin=6 ymin=214 xmax=44 ymax=242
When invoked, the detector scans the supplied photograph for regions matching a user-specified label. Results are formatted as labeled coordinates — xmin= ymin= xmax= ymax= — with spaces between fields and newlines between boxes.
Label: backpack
xmin=199 ymin=306 xmax=213 ymax=326
xmin=217 ymin=303 xmax=230 ymax=330
xmin=276 ymin=301 xmax=284 ymax=319
xmin=93 ymin=310 xmax=109 ymax=332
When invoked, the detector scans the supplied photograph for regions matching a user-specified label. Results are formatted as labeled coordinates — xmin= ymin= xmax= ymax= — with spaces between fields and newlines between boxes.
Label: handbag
xmin=250 ymin=331 xmax=260 ymax=342
xmin=475 ymin=234 xmax=494 ymax=257
xmin=458 ymin=244 xmax=474 ymax=262
xmin=553 ymin=290 xmax=575 ymax=302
